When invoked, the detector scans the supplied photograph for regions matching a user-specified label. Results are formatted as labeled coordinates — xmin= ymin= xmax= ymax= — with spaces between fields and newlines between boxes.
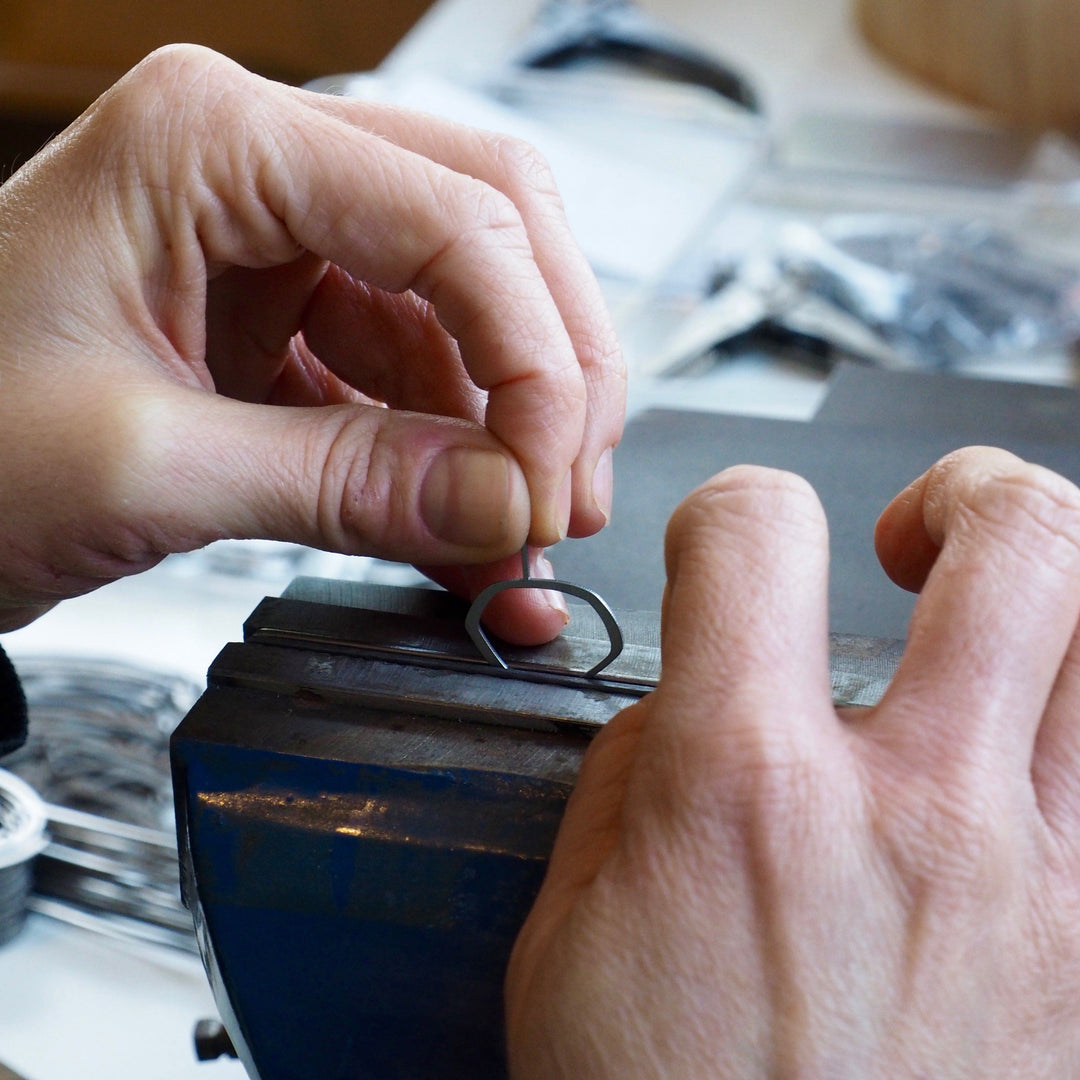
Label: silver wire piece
xmin=465 ymin=545 xmax=625 ymax=678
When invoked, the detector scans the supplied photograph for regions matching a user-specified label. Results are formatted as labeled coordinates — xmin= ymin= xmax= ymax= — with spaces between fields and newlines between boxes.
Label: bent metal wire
xmin=465 ymin=545 xmax=625 ymax=678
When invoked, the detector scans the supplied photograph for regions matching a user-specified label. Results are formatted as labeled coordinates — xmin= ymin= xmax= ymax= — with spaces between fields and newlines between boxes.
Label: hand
xmin=506 ymin=446 xmax=1080 ymax=1078
xmin=0 ymin=45 xmax=625 ymax=635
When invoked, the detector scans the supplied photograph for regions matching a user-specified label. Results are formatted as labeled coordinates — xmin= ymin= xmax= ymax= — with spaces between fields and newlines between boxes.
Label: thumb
xmin=124 ymin=388 xmax=531 ymax=565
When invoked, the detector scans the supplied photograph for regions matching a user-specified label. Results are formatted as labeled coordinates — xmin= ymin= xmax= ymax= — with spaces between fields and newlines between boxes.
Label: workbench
xmin=0 ymin=2 xmax=1075 ymax=1078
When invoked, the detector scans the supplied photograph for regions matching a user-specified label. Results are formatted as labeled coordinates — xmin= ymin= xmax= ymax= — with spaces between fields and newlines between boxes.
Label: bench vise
xmin=170 ymin=577 xmax=900 ymax=1080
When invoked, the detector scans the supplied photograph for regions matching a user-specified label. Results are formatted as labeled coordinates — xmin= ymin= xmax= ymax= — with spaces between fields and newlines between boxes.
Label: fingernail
xmin=533 ymin=553 xmax=570 ymax=620
xmin=555 ymin=471 xmax=572 ymax=541
xmin=591 ymin=447 xmax=614 ymax=525
xmin=420 ymin=446 xmax=520 ymax=549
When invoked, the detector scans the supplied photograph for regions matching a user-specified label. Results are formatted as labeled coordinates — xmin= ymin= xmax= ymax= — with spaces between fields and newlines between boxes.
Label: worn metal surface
xmin=172 ymin=579 xmax=903 ymax=1080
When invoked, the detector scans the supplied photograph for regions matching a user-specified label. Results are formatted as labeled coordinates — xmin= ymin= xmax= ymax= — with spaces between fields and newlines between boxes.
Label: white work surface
xmin=0 ymin=1 xmax=1074 ymax=1077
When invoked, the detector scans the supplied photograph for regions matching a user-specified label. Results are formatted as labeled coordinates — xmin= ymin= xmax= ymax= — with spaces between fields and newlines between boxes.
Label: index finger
xmin=874 ymin=447 xmax=1080 ymax=767
xmin=301 ymin=90 xmax=628 ymax=539
xmin=118 ymin=48 xmax=594 ymax=546
xmin=647 ymin=466 xmax=836 ymax=777
xmin=268 ymin=108 xmax=587 ymax=548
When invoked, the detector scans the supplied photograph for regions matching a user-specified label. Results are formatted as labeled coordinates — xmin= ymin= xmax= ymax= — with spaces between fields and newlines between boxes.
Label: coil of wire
xmin=4 ymin=656 xmax=202 ymax=952
xmin=0 ymin=768 xmax=48 ymax=946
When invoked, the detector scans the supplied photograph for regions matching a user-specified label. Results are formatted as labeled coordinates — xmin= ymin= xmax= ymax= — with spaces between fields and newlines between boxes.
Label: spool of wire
xmin=4 ymin=656 xmax=202 ymax=951
xmin=0 ymin=768 xmax=47 ymax=946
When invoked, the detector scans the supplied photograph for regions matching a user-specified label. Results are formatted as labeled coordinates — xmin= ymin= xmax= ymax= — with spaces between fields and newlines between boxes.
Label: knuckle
xmin=485 ymin=133 xmax=560 ymax=201
xmin=410 ymin=173 xmax=534 ymax=319
xmin=645 ymin=721 xmax=827 ymax=865
xmin=666 ymin=466 xmax=824 ymax=560
xmin=94 ymin=45 xmax=246 ymax=175
xmin=884 ymin=762 xmax=1018 ymax=895
xmin=315 ymin=410 xmax=380 ymax=552
xmin=698 ymin=465 xmax=821 ymax=516
xmin=132 ymin=42 xmax=222 ymax=80
xmin=435 ymin=170 xmax=526 ymax=239
xmin=320 ymin=411 xmax=455 ymax=560
xmin=958 ymin=461 xmax=1080 ymax=570
xmin=649 ymin=684 xmax=817 ymax=806
xmin=112 ymin=44 xmax=232 ymax=116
